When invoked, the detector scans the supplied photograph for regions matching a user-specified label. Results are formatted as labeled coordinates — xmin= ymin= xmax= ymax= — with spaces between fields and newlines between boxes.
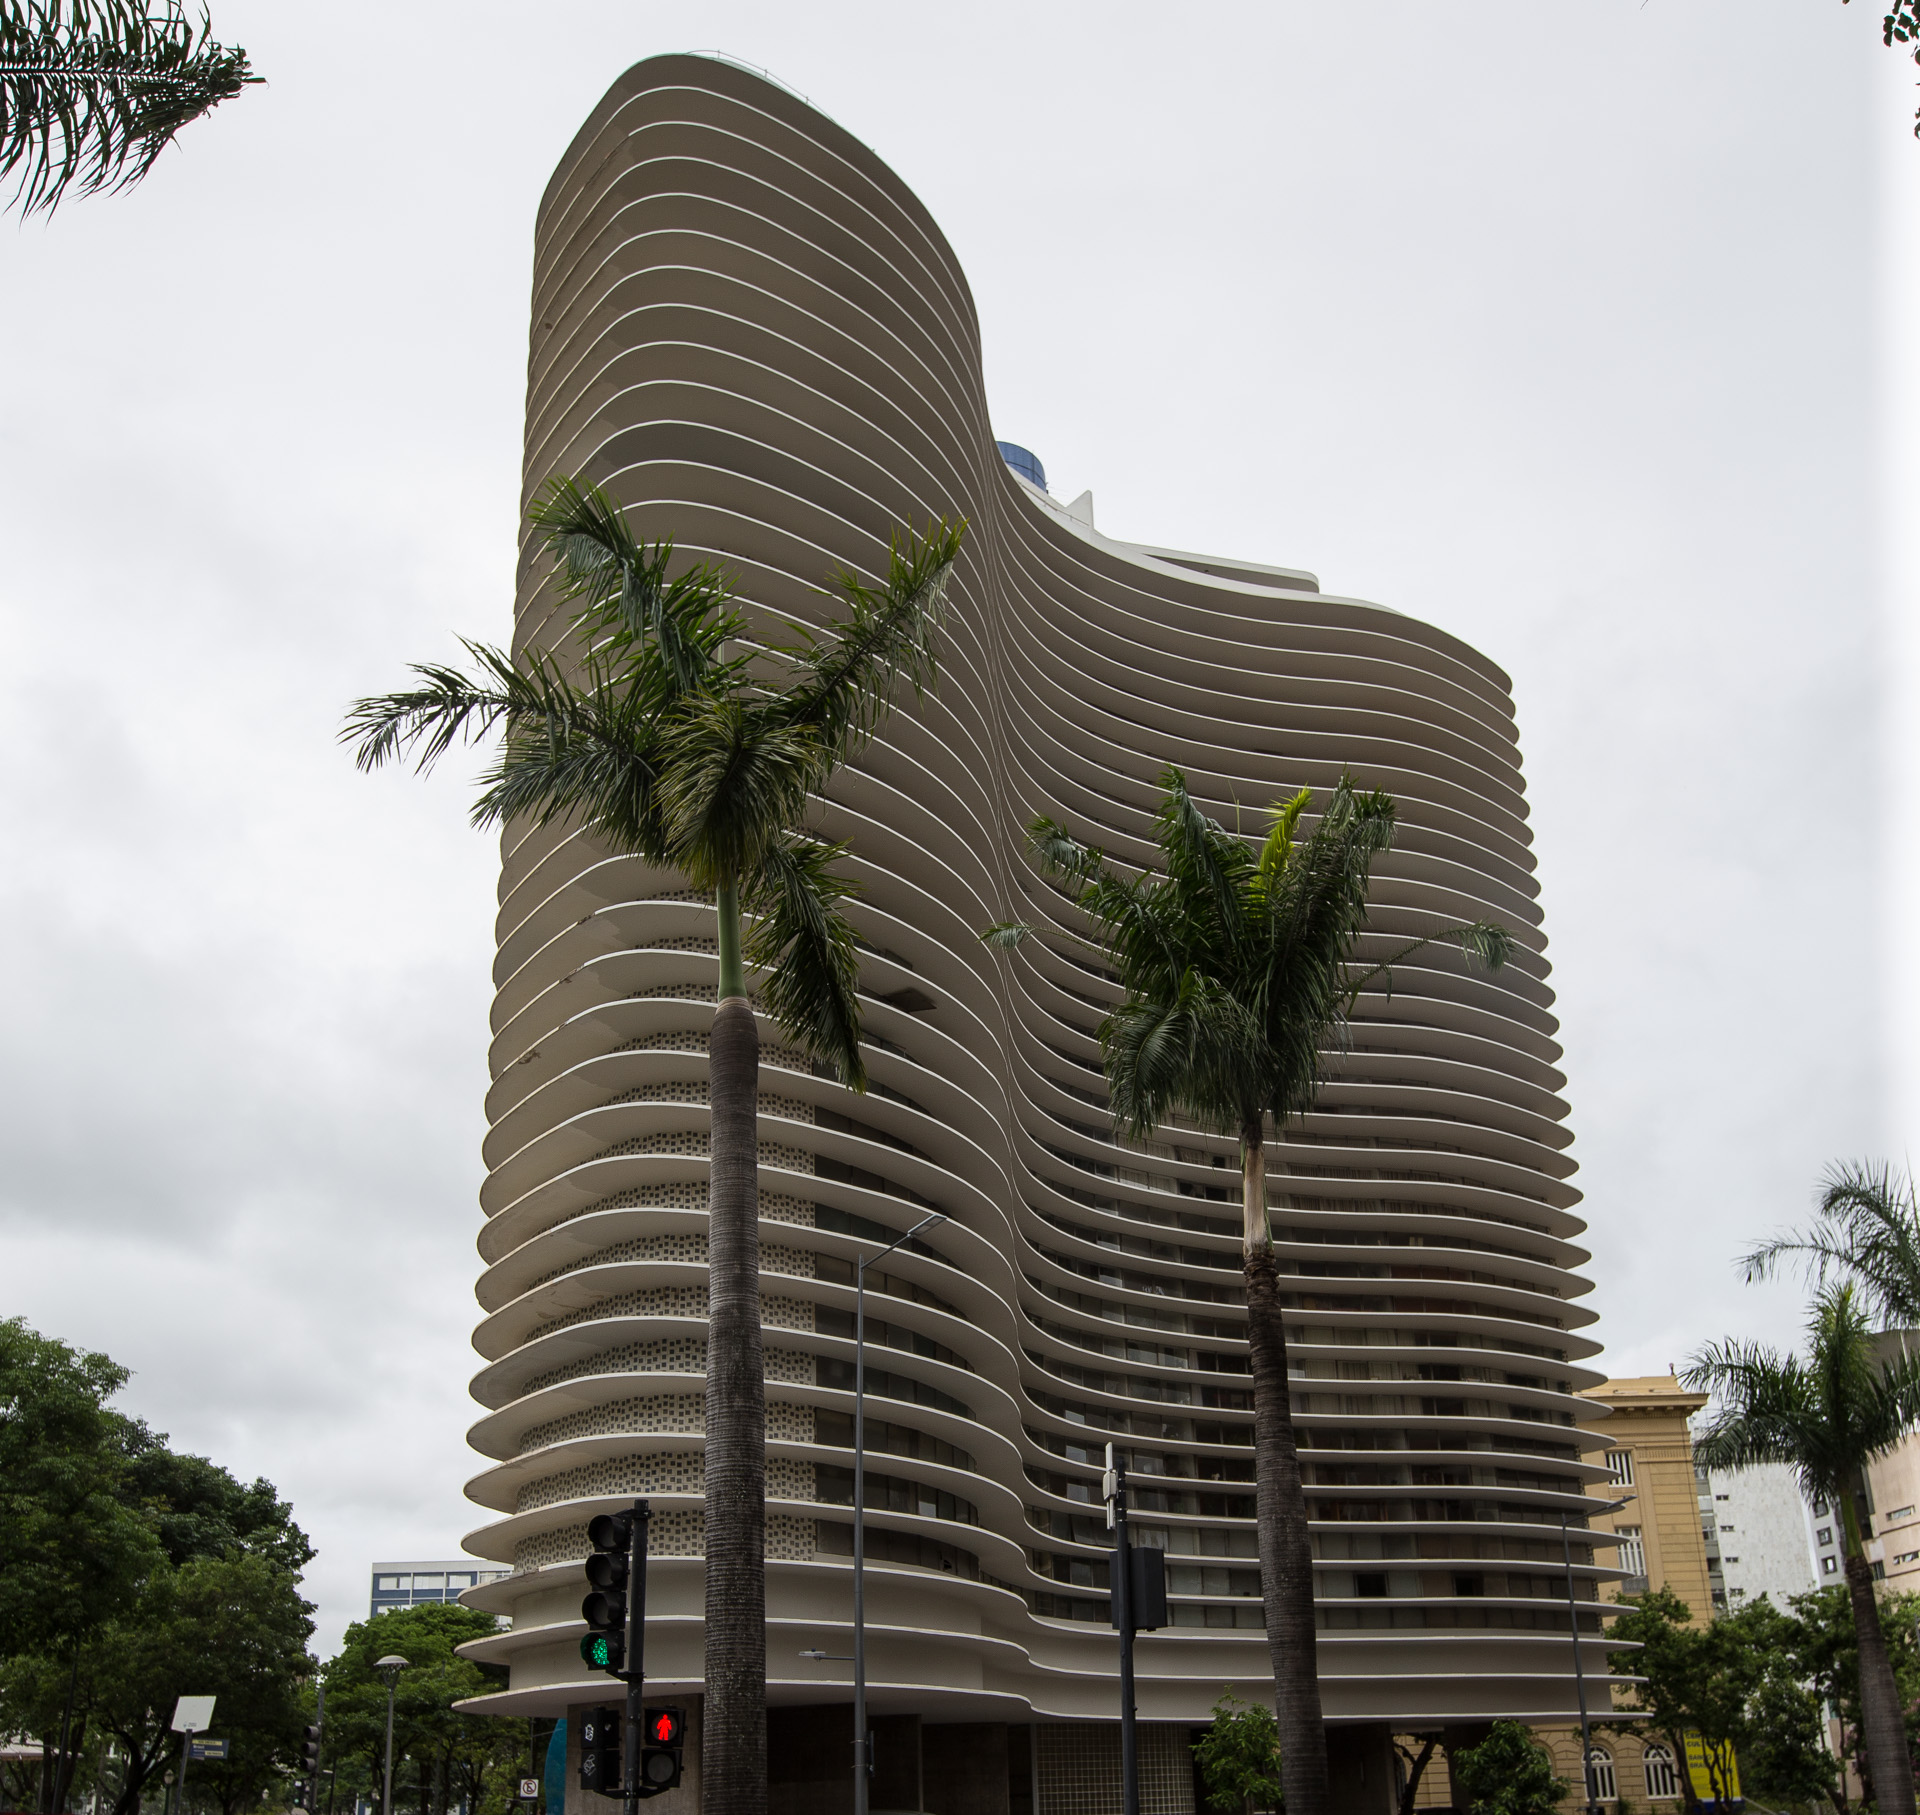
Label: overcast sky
xmin=1 ymin=2 xmax=1914 ymax=1657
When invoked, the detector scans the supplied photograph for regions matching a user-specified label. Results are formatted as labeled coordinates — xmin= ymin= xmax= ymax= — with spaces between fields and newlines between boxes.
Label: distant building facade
xmin=1864 ymin=1431 xmax=1920 ymax=1588
xmin=1699 ymin=1461 xmax=1815 ymax=1612
xmin=370 ymin=1561 xmax=510 ymax=1619
xmin=1522 ymin=1379 xmax=1719 ymax=1810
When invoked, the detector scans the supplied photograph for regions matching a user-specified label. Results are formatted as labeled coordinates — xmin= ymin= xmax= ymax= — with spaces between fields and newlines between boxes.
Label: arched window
xmin=1643 ymin=1743 xmax=1681 ymax=1800
xmin=1585 ymin=1747 xmax=1617 ymax=1801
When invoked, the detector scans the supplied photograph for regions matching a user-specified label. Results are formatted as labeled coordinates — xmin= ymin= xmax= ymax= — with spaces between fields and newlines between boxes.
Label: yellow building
xmin=1403 ymin=1375 xmax=1717 ymax=1808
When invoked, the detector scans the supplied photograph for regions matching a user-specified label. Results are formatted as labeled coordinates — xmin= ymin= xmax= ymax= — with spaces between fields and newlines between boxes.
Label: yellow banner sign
xmin=1684 ymin=1731 xmax=1742 ymax=1804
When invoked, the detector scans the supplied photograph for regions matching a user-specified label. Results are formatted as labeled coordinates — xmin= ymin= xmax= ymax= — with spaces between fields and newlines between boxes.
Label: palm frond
xmin=779 ymin=518 xmax=965 ymax=764
xmin=1684 ymin=1284 xmax=1920 ymax=1507
xmin=1025 ymin=816 xmax=1104 ymax=886
xmin=340 ymin=640 xmax=519 ymax=775
xmin=1343 ymin=919 xmax=1514 ymax=1006
xmin=0 ymin=1 xmax=254 ymax=215
xmin=745 ymin=831 xmax=865 ymax=1091
xmin=980 ymin=921 xmax=1032 ymax=949
xmin=1104 ymin=974 xmax=1260 ymax=1142
xmin=1254 ymin=788 xmax=1311 ymax=895
xmin=656 ymin=692 xmax=820 ymax=889
xmin=1154 ymin=768 xmax=1251 ymax=943
xmin=527 ymin=475 xmax=741 ymax=696
xmin=1740 ymin=1160 xmax=1920 ymax=1329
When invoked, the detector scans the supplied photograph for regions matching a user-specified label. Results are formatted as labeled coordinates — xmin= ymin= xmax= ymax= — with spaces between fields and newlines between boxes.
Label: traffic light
xmin=299 ymin=1724 xmax=322 ymax=1775
xmin=578 ymin=1706 xmax=622 ymax=1797
xmin=637 ymin=1707 xmax=684 ymax=1797
xmin=580 ymin=1511 xmax=633 ymax=1676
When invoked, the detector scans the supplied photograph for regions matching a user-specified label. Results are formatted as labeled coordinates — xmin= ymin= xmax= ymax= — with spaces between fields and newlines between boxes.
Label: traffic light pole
xmin=1109 ymin=1451 xmax=1138 ymax=1815
xmin=307 ymin=1683 xmax=325 ymax=1815
xmin=622 ymin=1500 xmax=649 ymax=1815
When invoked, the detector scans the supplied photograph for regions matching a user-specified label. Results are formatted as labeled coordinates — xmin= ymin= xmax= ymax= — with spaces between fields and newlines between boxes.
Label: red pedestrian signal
xmin=637 ymin=1707 xmax=685 ymax=1797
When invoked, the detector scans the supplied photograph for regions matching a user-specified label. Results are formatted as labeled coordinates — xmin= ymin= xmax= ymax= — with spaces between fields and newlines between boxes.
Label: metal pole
xmin=1114 ymin=1454 xmax=1138 ymax=1815
xmin=382 ymin=1682 xmax=396 ymax=1815
xmin=175 ymin=1729 xmax=194 ymax=1815
xmin=1560 ymin=1512 xmax=1598 ymax=1815
xmin=853 ymin=1211 xmax=947 ymax=1815
xmin=309 ymin=1683 xmax=326 ymax=1815
xmin=623 ymin=1500 xmax=650 ymax=1815
xmin=854 ymin=1255 xmax=869 ymax=1815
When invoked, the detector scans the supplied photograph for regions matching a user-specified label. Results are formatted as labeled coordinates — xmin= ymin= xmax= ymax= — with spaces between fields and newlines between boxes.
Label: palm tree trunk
xmin=1842 ymin=1469 xmax=1913 ymax=1815
xmin=703 ymin=878 xmax=766 ymax=1815
xmin=1241 ymin=1115 xmax=1328 ymax=1815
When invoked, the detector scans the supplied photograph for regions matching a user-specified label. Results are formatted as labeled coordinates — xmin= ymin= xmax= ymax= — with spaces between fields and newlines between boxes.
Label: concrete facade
xmin=1701 ymin=1461 xmax=1816 ymax=1614
xmin=455 ymin=50 xmax=1602 ymax=1805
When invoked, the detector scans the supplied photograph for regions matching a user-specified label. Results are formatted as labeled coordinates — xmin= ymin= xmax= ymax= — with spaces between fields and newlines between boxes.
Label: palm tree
xmin=1686 ymin=1284 xmax=1920 ymax=1815
xmin=0 ymin=0 xmax=253 ymax=214
xmin=1743 ymin=1161 xmax=1920 ymax=1329
xmin=345 ymin=477 xmax=965 ymax=1815
xmin=987 ymin=770 xmax=1509 ymax=1815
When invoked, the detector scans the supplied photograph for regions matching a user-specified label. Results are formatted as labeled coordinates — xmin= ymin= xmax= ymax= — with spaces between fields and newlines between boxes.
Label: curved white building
xmin=461 ymin=52 xmax=1606 ymax=1813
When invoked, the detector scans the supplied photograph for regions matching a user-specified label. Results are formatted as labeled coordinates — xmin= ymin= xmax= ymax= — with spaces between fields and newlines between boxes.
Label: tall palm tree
xmin=987 ymin=770 xmax=1509 ymax=1815
xmin=345 ymin=477 xmax=965 ymax=1815
xmin=1686 ymin=1284 xmax=1920 ymax=1815
xmin=0 ymin=1 xmax=254 ymax=214
xmin=1744 ymin=1161 xmax=1920 ymax=1330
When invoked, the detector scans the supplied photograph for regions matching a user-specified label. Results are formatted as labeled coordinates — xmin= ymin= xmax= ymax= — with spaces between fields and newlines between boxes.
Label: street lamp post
xmin=1560 ymin=1494 xmax=1632 ymax=1815
xmin=853 ymin=1210 xmax=948 ymax=1815
xmin=375 ymin=1657 xmax=409 ymax=1815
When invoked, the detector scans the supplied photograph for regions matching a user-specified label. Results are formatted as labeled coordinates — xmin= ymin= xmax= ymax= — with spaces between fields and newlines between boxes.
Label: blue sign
xmin=188 ymin=1739 xmax=228 ymax=1761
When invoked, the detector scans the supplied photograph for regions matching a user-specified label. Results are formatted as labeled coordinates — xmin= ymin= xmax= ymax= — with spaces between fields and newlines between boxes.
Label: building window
xmin=1604 ymin=1449 xmax=1635 ymax=1487
xmin=1894 ymin=1550 xmax=1920 ymax=1566
xmin=1814 ymin=1498 xmax=1829 ymax=1515
xmin=1893 ymin=1505 xmax=1916 ymax=1522
xmin=1823 ymin=1555 xmax=1839 ymax=1575
xmin=1817 ymin=1527 xmax=1833 ymax=1545
xmin=1720 ymin=1524 xmax=1735 ymax=1533
xmin=1643 ymin=1743 xmax=1681 ymax=1800
xmin=1614 ymin=1526 xmax=1645 ymax=1578
xmin=1585 ymin=1747 xmax=1617 ymax=1801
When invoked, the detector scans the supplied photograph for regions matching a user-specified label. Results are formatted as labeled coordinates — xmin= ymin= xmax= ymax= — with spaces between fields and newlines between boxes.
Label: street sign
xmin=518 ymin=1779 xmax=541 ymax=1802
xmin=171 ymin=1697 xmax=216 ymax=1734
xmin=187 ymin=1739 xmax=228 ymax=1761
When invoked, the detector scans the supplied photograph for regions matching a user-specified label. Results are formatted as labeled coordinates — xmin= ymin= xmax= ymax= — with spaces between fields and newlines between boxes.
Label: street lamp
xmin=375 ymin=1656 xmax=409 ymax=1815
xmin=852 ymin=1209 xmax=948 ymax=1815
xmin=1561 ymin=1494 xmax=1633 ymax=1815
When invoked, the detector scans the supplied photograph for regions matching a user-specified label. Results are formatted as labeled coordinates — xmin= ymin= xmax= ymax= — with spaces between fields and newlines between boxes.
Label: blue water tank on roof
xmin=995 ymin=441 xmax=1046 ymax=491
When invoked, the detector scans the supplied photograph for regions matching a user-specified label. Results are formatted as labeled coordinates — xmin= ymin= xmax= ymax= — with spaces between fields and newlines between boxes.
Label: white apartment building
xmin=452 ymin=51 xmax=1605 ymax=1815
xmin=1695 ymin=1464 xmax=1816 ymax=1613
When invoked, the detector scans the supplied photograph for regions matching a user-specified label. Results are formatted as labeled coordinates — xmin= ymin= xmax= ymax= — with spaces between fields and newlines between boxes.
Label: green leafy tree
xmin=0 ymin=1317 xmax=165 ymax=1659
xmin=1449 ymin=1721 xmax=1565 ymax=1815
xmin=0 ymin=1318 xmax=314 ymax=1815
xmin=345 ymin=478 xmax=963 ymax=1815
xmin=985 ymin=770 xmax=1508 ymax=1815
xmin=1685 ymin=1284 xmax=1920 ymax=1815
xmin=0 ymin=1318 xmax=166 ymax=1809
xmin=1193 ymin=1692 xmax=1282 ymax=1815
xmin=0 ymin=1 xmax=254 ymax=214
xmin=1778 ymin=1583 xmax=1920 ymax=1811
xmin=319 ymin=1605 xmax=515 ymax=1815
xmin=1 ymin=1548 xmax=315 ymax=1815
xmin=1603 ymin=1587 xmax=1835 ymax=1811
